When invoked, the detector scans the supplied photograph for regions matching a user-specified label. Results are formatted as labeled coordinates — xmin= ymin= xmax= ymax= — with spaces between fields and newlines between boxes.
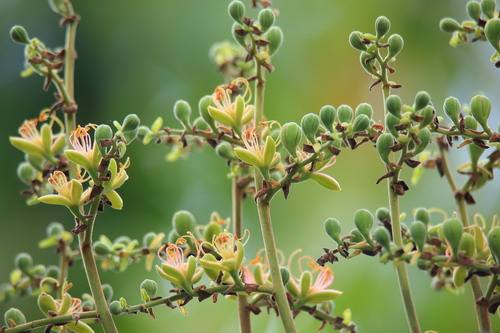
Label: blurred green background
xmin=1 ymin=0 xmax=499 ymax=332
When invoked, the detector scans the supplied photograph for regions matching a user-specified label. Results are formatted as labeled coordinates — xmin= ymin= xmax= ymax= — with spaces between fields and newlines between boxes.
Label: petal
xmin=263 ymin=136 xmax=276 ymax=166
xmin=65 ymin=150 xmax=92 ymax=171
xmin=105 ymin=190 xmax=123 ymax=210
xmin=304 ymin=289 xmax=343 ymax=304
xmin=208 ymin=106 xmax=235 ymax=127
xmin=38 ymin=194 xmax=72 ymax=207
xmin=234 ymin=147 xmax=261 ymax=167
xmin=9 ymin=137 xmax=44 ymax=157
xmin=310 ymin=173 xmax=341 ymax=191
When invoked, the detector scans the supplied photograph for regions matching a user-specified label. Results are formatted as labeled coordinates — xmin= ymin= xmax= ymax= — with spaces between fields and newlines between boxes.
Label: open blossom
xmin=156 ymin=243 xmax=202 ymax=291
xmin=65 ymin=125 xmax=101 ymax=176
xmin=200 ymin=231 xmax=245 ymax=275
xmin=242 ymin=255 xmax=271 ymax=286
xmin=38 ymin=171 xmax=83 ymax=209
xmin=9 ymin=119 xmax=64 ymax=158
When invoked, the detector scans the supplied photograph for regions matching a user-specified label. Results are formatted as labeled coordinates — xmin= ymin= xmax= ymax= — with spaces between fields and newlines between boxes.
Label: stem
xmin=78 ymin=198 xmax=118 ymax=333
xmin=57 ymin=244 xmax=69 ymax=299
xmin=232 ymin=176 xmax=252 ymax=333
xmin=63 ymin=1 xmax=78 ymax=135
xmin=437 ymin=144 xmax=491 ymax=333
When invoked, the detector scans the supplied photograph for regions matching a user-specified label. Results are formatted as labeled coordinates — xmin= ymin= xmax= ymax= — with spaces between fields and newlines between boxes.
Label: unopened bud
xmin=439 ymin=18 xmax=462 ymax=33
xmin=443 ymin=218 xmax=463 ymax=258
xmin=319 ymin=105 xmax=336 ymax=130
xmin=258 ymin=8 xmax=275 ymax=32
xmin=267 ymin=26 xmax=284 ymax=56
xmin=280 ymin=122 xmax=302 ymax=157
xmin=349 ymin=31 xmax=367 ymax=51
xmin=373 ymin=227 xmax=391 ymax=251
xmin=376 ymin=133 xmax=394 ymax=164
xmin=375 ymin=16 xmax=391 ymax=39
xmin=324 ymin=218 xmax=342 ymax=245
xmin=337 ymin=105 xmax=353 ymax=123
xmin=301 ymin=113 xmax=320 ymax=142
xmin=173 ymin=100 xmax=192 ymax=129
xmin=228 ymin=1 xmax=245 ymax=23
xmin=387 ymin=34 xmax=404 ymax=59
xmin=172 ymin=210 xmax=196 ymax=236
xmin=443 ymin=96 xmax=461 ymax=127
xmin=410 ymin=221 xmax=427 ymax=251
xmin=354 ymin=209 xmax=374 ymax=243
xmin=9 ymin=25 xmax=30 ymax=44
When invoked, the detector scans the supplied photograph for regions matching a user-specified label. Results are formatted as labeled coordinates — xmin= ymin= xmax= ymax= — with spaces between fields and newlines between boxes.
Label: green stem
xmin=232 ymin=176 xmax=252 ymax=333
xmin=63 ymin=2 xmax=78 ymax=135
xmin=57 ymin=244 xmax=69 ymax=299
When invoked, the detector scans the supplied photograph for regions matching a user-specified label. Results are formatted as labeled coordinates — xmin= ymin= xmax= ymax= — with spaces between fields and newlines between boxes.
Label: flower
xmin=38 ymin=171 xmax=83 ymax=211
xmin=199 ymin=231 xmax=245 ymax=277
xmin=65 ymin=125 xmax=101 ymax=178
xmin=9 ymin=119 xmax=64 ymax=160
xmin=156 ymin=243 xmax=202 ymax=292
xmin=242 ymin=255 xmax=271 ymax=286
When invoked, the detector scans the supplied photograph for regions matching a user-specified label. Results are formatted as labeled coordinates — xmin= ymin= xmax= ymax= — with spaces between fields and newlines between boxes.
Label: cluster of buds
xmin=209 ymin=41 xmax=254 ymax=80
xmin=439 ymin=0 xmax=500 ymax=67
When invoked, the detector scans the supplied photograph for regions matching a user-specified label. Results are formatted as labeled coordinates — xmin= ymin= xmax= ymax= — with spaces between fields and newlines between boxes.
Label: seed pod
xmin=280 ymin=122 xmax=302 ymax=157
xmin=352 ymin=114 xmax=370 ymax=132
xmin=387 ymin=34 xmax=404 ymax=59
xmin=376 ymin=133 xmax=394 ymax=164
xmin=467 ymin=1 xmax=482 ymax=20
xmin=410 ymin=221 xmax=427 ymax=251
xmin=93 ymin=241 xmax=112 ymax=256
xmin=301 ymin=113 xmax=320 ymax=142
xmin=386 ymin=95 xmax=402 ymax=117
xmin=485 ymin=18 xmax=500 ymax=52
xmin=319 ymin=105 xmax=336 ymax=131
xmin=373 ymin=227 xmax=391 ymax=251
xmin=443 ymin=218 xmax=463 ymax=258
xmin=354 ymin=209 xmax=374 ymax=243
xmin=376 ymin=207 xmax=390 ymax=222
xmin=215 ymin=141 xmax=234 ymax=160
xmin=172 ymin=210 xmax=196 ymax=236
xmin=337 ymin=105 xmax=353 ymax=123
xmin=109 ymin=300 xmax=123 ymax=315
xmin=459 ymin=232 xmax=476 ymax=257
xmin=413 ymin=128 xmax=431 ymax=155
xmin=349 ymin=31 xmax=367 ymax=51
xmin=350 ymin=229 xmax=364 ymax=243
xmin=481 ymin=0 xmax=496 ymax=19
xmin=228 ymin=0 xmax=245 ymax=23
xmin=355 ymin=103 xmax=373 ymax=119
xmin=280 ymin=266 xmax=290 ymax=285
xmin=487 ymin=227 xmax=500 ymax=263
xmin=9 ymin=25 xmax=30 ymax=44
xmin=203 ymin=222 xmax=222 ymax=242
xmin=15 ymin=253 xmax=32 ymax=272
xmin=173 ymin=100 xmax=192 ymax=129
xmin=414 ymin=207 xmax=430 ymax=225
xmin=4 ymin=308 xmax=26 ymax=327
xmin=140 ymin=279 xmax=158 ymax=297
xmin=419 ymin=105 xmax=435 ymax=129
xmin=443 ymin=97 xmax=461 ymax=127
xmin=94 ymin=124 xmax=113 ymax=155
xmin=102 ymin=284 xmax=113 ymax=302
xmin=267 ymin=26 xmax=283 ymax=56
xmin=414 ymin=91 xmax=431 ymax=111
xmin=375 ymin=16 xmax=391 ymax=39
xmin=324 ymin=218 xmax=342 ymax=245
xmin=439 ymin=18 xmax=462 ymax=32
xmin=258 ymin=8 xmax=275 ymax=32
xmin=17 ymin=162 xmax=36 ymax=185
xmin=470 ymin=95 xmax=491 ymax=132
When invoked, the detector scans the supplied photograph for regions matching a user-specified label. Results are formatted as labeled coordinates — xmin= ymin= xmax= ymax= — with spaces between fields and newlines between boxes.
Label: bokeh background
xmin=1 ymin=1 xmax=499 ymax=332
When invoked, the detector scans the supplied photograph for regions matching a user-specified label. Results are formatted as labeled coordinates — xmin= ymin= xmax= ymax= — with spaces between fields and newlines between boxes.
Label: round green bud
xmin=10 ymin=25 xmax=30 ymax=44
xmin=352 ymin=114 xmax=370 ymax=132
xmin=414 ymin=208 xmax=430 ymax=225
xmin=319 ymin=105 xmax=336 ymax=130
xmin=140 ymin=279 xmax=158 ymax=297
xmin=30 ymin=264 xmax=46 ymax=277
xmin=419 ymin=105 xmax=435 ymax=129
xmin=359 ymin=51 xmax=377 ymax=76
xmin=350 ymin=229 xmax=364 ymax=243
xmin=481 ymin=0 xmax=496 ymax=19
xmin=487 ymin=227 xmax=500 ymax=263
xmin=470 ymin=95 xmax=491 ymax=131
xmin=355 ymin=103 xmax=373 ymax=119
xmin=467 ymin=1 xmax=482 ymax=21
xmin=354 ymin=209 xmax=374 ymax=242
xmin=143 ymin=232 xmax=156 ymax=247
xmin=459 ymin=232 xmax=476 ymax=257
xmin=46 ymin=222 xmax=64 ymax=237
xmin=414 ymin=91 xmax=431 ymax=111
xmin=376 ymin=133 xmax=394 ymax=164
xmin=215 ymin=141 xmax=234 ymax=160
xmin=228 ymin=0 xmax=245 ymax=23
xmin=203 ymin=222 xmax=223 ymax=242
xmin=48 ymin=0 xmax=68 ymax=16
xmin=464 ymin=115 xmax=478 ymax=130
xmin=280 ymin=266 xmax=290 ymax=285
xmin=485 ymin=18 xmax=500 ymax=52
xmin=324 ymin=218 xmax=342 ymax=245
xmin=198 ymin=95 xmax=216 ymax=130
xmin=376 ymin=207 xmax=390 ymax=222
xmin=267 ymin=26 xmax=284 ymax=56
xmin=17 ymin=162 xmax=36 ymax=185
xmin=384 ymin=113 xmax=400 ymax=137
xmin=258 ymin=8 xmax=275 ymax=32
xmin=102 ymin=284 xmax=113 ymax=302
xmin=193 ymin=117 xmax=209 ymax=131
xmin=94 ymin=124 xmax=113 ymax=154
xmin=386 ymin=95 xmax=402 ymax=117
xmin=46 ymin=265 xmax=60 ymax=279
xmin=410 ymin=221 xmax=427 ymax=252
xmin=413 ymin=128 xmax=431 ymax=155
xmin=137 ymin=126 xmax=151 ymax=143
xmin=387 ymin=34 xmax=404 ymax=59
xmin=443 ymin=96 xmax=461 ymax=127
xmin=349 ymin=31 xmax=367 ymax=51
xmin=373 ymin=226 xmax=391 ymax=251
xmin=93 ymin=241 xmax=112 ymax=256
xmin=337 ymin=104 xmax=353 ymax=123
xmin=375 ymin=16 xmax=391 ymax=38
xmin=15 ymin=253 xmax=33 ymax=272
xmin=439 ymin=18 xmax=462 ymax=33
xmin=4 ymin=308 xmax=26 ymax=327
xmin=172 ymin=210 xmax=196 ymax=236
xmin=109 ymin=300 xmax=123 ymax=315
xmin=173 ymin=100 xmax=192 ymax=129
xmin=280 ymin=122 xmax=303 ymax=157
xmin=121 ymin=114 xmax=140 ymax=144
xmin=301 ymin=113 xmax=320 ymax=142
xmin=443 ymin=218 xmax=463 ymax=258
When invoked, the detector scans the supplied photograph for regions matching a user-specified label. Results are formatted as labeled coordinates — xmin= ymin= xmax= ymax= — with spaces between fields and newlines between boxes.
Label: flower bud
xmin=280 ymin=266 xmax=290 ymax=285
xmin=109 ymin=300 xmax=123 ymax=315
xmin=48 ymin=0 xmax=68 ymax=16
xmin=373 ymin=227 xmax=391 ymax=251
xmin=443 ymin=218 xmax=463 ymax=258
xmin=443 ymin=96 xmax=461 ymax=127
xmin=354 ymin=209 xmax=374 ymax=243
xmin=301 ymin=113 xmax=320 ymax=142
xmin=439 ymin=18 xmax=462 ymax=33
xmin=464 ymin=115 xmax=478 ymax=130
xmin=94 ymin=124 xmax=113 ymax=155
xmin=468 ymin=143 xmax=484 ymax=170
xmin=376 ymin=133 xmax=394 ymax=164
xmin=228 ymin=0 xmax=245 ymax=23
xmin=355 ymin=103 xmax=373 ymax=119
xmin=9 ymin=25 xmax=30 ymax=44
xmin=93 ymin=241 xmax=112 ymax=256
xmin=352 ymin=114 xmax=370 ymax=132
xmin=266 ymin=26 xmax=284 ymax=56
xmin=299 ymin=271 xmax=312 ymax=297
xmin=31 ymin=264 xmax=46 ymax=277
xmin=143 ymin=232 xmax=156 ymax=247
xmin=419 ymin=105 xmax=435 ymax=129
xmin=467 ymin=1 xmax=482 ymax=20
xmin=215 ymin=141 xmax=234 ymax=160
xmin=387 ymin=34 xmax=404 ymax=59
xmin=485 ymin=18 xmax=500 ymax=52
xmin=172 ymin=210 xmax=196 ymax=236
xmin=481 ymin=0 xmax=496 ymax=19
xmin=386 ymin=95 xmax=402 ymax=117
xmin=17 ymin=162 xmax=36 ymax=185
xmin=460 ymin=232 xmax=476 ymax=257
xmin=414 ymin=91 xmax=431 ymax=111
xmin=37 ymin=292 xmax=57 ymax=315
xmin=337 ymin=105 xmax=353 ymax=123
xmin=375 ymin=16 xmax=391 ymax=39
xmin=173 ymin=100 xmax=192 ymax=129
xmin=4 ymin=308 xmax=26 ymax=327
xmin=15 ymin=253 xmax=33 ymax=272
xmin=320 ymin=105 xmax=336 ymax=131
xmin=46 ymin=266 xmax=60 ymax=279
xmin=487 ymin=227 xmax=500 ymax=263
xmin=280 ymin=122 xmax=302 ymax=157
xmin=413 ymin=128 xmax=430 ymax=155
xmin=46 ymin=222 xmax=64 ymax=237
xmin=102 ymin=284 xmax=114 ymax=302
xmin=259 ymin=8 xmax=275 ymax=32
xmin=453 ymin=266 xmax=467 ymax=288
xmin=193 ymin=117 xmax=209 ymax=131
xmin=385 ymin=113 xmax=400 ymax=137
xmin=414 ymin=207 xmax=430 ymax=225
xmin=470 ymin=95 xmax=491 ymax=132
xmin=140 ymin=279 xmax=158 ymax=297
xmin=349 ymin=31 xmax=367 ymax=51
xmin=359 ymin=52 xmax=378 ymax=76
xmin=350 ymin=229 xmax=364 ymax=243
xmin=203 ymin=222 xmax=223 ymax=242
xmin=324 ymin=218 xmax=342 ymax=245
xmin=168 ymin=229 xmax=179 ymax=243
xmin=121 ymin=114 xmax=140 ymax=144
xmin=410 ymin=221 xmax=427 ymax=252
xmin=198 ymin=95 xmax=216 ymax=131
xmin=376 ymin=207 xmax=390 ymax=222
